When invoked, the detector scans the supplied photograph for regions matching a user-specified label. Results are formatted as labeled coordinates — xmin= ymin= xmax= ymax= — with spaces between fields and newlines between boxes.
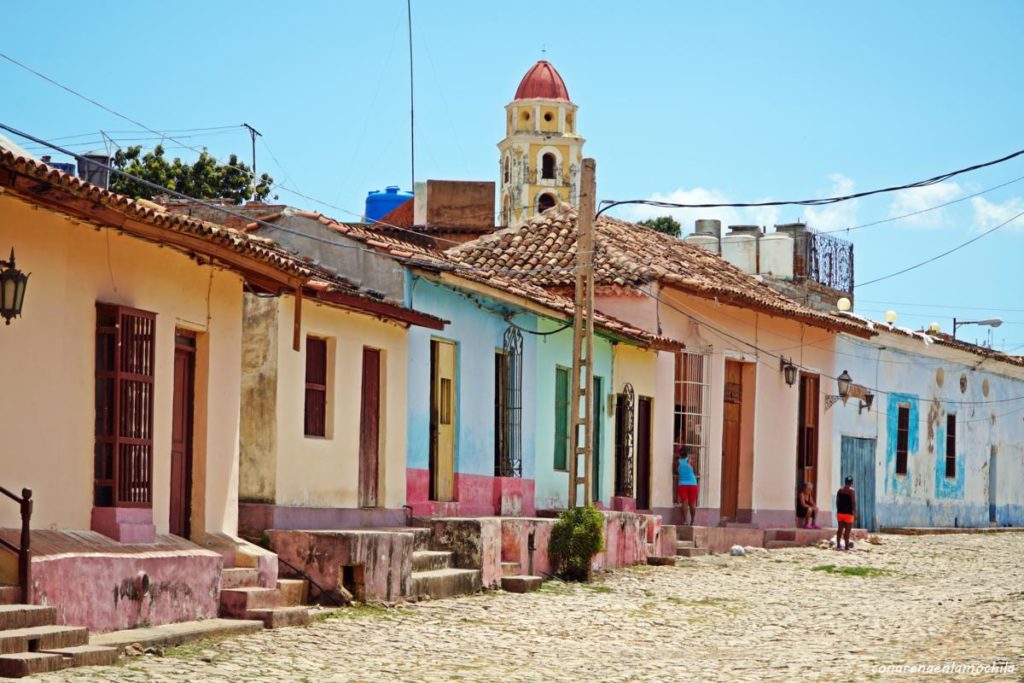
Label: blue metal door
xmin=840 ymin=436 xmax=876 ymax=531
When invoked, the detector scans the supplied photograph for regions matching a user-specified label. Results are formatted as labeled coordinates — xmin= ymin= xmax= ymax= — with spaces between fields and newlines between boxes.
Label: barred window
xmin=896 ymin=405 xmax=910 ymax=475
xmin=674 ymin=350 xmax=710 ymax=505
xmin=95 ymin=303 xmax=156 ymax=507
xmin=945 ymin=414 xmax=957 ymax=479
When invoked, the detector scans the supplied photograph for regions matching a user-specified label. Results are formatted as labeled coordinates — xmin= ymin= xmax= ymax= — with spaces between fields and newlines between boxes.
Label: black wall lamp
xmin=0 ymin=248 xmax=28 ymax=325
xmin=779 ymin=357 xmax=798 ymax=387
xmin=825 ymin=370 xmax=854 ymax=411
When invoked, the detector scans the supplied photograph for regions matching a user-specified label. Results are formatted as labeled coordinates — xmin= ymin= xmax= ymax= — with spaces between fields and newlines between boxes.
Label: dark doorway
xmin=636 ymin=396 xmax=653 ymax=510
xmin=169 ymin=332 xmax=196 ymax=538
xmin=359 ymin=348 xmax=381 ymax=508
xmin=797 ymin=374 xmax=821 ymax=492
xmin=592 ymin=376 xmax=603 ymax=503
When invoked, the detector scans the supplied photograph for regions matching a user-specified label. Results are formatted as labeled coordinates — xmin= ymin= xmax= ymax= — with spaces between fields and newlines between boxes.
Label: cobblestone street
xmin=31 ymin=533 xmax=1024 ymax=682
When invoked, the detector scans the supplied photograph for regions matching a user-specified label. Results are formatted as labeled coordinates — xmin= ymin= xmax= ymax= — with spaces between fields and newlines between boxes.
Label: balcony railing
xmin=797 ymin=228 xmax=854 ymax=293
xmin=0 ymin=487 xmax=32 ymax=604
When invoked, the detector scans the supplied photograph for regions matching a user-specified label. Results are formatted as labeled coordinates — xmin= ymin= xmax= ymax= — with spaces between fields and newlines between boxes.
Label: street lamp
xmin=952 ymin=317 xmax=1002 ymax=340
xmin=0 ymin=248 xmax=29 ymax=325
xmin=836 ymin=370 xmax=852 ymax=401
xmin=779 ymin=357 xmax=798 ymax=387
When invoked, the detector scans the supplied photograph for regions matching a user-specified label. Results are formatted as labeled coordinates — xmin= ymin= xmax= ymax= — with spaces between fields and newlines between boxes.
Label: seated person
xmin=797 ymin=481 xmax=820 ymax=529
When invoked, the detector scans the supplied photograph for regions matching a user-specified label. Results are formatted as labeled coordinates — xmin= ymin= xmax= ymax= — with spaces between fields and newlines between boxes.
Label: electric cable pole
xmin=568 ymin=158 xmax=597 ymax=508
xmin=242 ymin=122 xmax=262 ymax=198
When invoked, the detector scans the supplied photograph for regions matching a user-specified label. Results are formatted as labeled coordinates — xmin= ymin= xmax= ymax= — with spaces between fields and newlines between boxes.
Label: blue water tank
xmin=365 ymin=185 xmax=413 ymax=222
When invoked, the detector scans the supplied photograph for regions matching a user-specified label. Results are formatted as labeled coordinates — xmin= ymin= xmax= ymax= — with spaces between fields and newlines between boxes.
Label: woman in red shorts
xmin=835 ymin=476 xmax=857 ymax=551
xmin=675 ymin=446 xmax=699 ymax=525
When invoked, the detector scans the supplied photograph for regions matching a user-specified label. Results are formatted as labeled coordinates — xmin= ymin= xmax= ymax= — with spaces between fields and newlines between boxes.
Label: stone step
xmin=276 ymin=579 xmax=308 ymax=607
xmin=412 ymin=550 xmax=452 ymax=573
xmin=676 ymin=526 xmax=697 ymax=542
xmin=0 ymin=651 xmax=67 ymax=678
xmin=501 ymin=561 xmax=521 ymax=577
xmin=646 ymin=555 xmax=677 ymax=566
xmin=42 ymin=644 xmax=120 ymax=668
xmin=219 ymin=587 xmax=279 ymax=617
xmin=676 ymin=540 xmax=695 ymax=549
xmin=676 ymin=547 xmax=709 ymax=558
xmin=0 ymin=625 xmax=89 ymax=655
xmin=0 ymin=588 xmax=20 ymax=607
xmin=220 ymin=568 xmax=260 ymax=590
xmin=245 ymin=607 xmax=311 ymax=629
xmin=764 ymin=540 xmax=798 ymax=550
xmin=0 ymin=605 xmax=56 ymax=631
xmin=408 ymin=528 xmax=433 ymax=551
xmin=500 ymin=576 xmax=543 ymax=593
xmin=410 ymin=569 xmax=482 ymax=600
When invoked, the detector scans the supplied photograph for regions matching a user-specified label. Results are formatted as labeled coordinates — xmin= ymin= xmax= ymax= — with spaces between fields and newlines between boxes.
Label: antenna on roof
xmin=406 ymin=0 xmax=416 ymax=192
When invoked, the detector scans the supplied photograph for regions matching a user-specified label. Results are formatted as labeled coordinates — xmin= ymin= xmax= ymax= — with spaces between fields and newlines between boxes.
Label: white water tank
xmin=684 ymin=233 xmax=720 ymax=254
xmin=721 ymin=233 xmax=757 ymax=274
xmin=758 ymin=232 xmax=794 ymax=279
xmin=694 ymin=219 xmax=722 ymax=238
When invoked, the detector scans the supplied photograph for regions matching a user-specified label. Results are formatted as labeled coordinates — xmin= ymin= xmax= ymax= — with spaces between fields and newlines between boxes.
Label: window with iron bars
xmin=674 ymin=350 xmax=711 ymax=506
xmin=495 ymin=327 xmax=523 ymax=478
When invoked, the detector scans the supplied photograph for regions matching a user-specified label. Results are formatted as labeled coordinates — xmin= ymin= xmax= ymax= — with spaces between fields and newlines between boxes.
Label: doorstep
xmin=90 ymin=618 xmax=263 ymax=653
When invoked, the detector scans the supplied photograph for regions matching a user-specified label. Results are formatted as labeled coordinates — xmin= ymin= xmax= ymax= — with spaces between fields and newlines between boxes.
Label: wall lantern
xmin=779 ymin=356 xmax=798 ymax=387
xmin=859 ymin=391 xmax=874 ymax=414
xmin=836 ymin=370 xmax=852 ymax=401
xmin=0 ymin=248 xmax=29 ymax=325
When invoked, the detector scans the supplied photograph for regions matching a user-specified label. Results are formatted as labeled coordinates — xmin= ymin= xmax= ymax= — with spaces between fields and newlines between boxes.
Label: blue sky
xmin=3 ymin=1 xmax=1023 ymax=349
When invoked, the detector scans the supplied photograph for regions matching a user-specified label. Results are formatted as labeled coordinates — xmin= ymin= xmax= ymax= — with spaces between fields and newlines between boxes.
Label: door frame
xmin=429 ymin=338 xmax=457 ymax=502
xmin=720 ymin=359 xmax=743 ymax=521
xmin=635 ymin=396 xmax=653 ymax=511
xmin=170 ymin=330 xmax=196 ymax=538
xmin=359 ymin=347 xmax=382 ymax=508
xmin=797 ymin=373 xmax=821 ymax=493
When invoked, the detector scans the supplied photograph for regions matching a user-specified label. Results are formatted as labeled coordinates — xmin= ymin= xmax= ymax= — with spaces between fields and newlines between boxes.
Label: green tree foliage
xmin=638 ymin=215 xmax=682 ymax=238
xmin=109 ymin=145 xmax=274 ymax=204
xmin=549 ymin=504 xmax=605 ymax=582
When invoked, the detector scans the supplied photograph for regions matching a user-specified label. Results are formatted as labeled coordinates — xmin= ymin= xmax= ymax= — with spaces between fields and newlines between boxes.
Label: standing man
xmin=835 ymin=476 xmax=857 ymax=551
xmin=675 ymin=445 xmax=699 ymax=526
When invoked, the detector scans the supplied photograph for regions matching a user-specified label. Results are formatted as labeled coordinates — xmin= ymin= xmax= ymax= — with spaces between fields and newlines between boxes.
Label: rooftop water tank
xmin=365 ymin=185 xmax=413 ymax=222
xmin=758 ymin=232 xmax=794 ymax=279
xmin=684 ymin=233 xmax=720 ymax=254
xmin=721 ymin=233 xmax=757 ymax=274
xmin=694 ymin=219 xmax=722 ymax=238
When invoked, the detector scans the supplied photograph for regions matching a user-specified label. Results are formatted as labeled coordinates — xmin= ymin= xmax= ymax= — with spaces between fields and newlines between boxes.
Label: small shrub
xmin=549 ymin=504 xmax=605 ymax=582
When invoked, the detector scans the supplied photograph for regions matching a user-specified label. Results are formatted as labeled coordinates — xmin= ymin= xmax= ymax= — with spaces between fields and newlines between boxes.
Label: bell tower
xmin=498 ymin=60 xmax=585 ymax=226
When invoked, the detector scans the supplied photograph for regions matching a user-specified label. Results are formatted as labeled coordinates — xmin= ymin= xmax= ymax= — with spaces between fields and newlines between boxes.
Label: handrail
xmin=0 ymin=487 xmax=32 ymax=604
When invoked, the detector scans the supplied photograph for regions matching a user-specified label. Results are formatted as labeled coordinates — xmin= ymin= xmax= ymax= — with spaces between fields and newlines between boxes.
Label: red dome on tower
xmin=514 ymin=60 xmax=571 ymax=101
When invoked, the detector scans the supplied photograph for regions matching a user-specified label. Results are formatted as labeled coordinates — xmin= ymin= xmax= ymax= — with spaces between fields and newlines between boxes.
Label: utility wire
xmin=596 ymin=148 xmax=1024 ymax=216
xmin=857 ymin=208 xmax=1024 ymax=287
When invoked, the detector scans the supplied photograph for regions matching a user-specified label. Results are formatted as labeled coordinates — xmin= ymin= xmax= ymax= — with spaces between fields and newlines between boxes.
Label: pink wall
xmin=407 ymin=469 xmax=535 ymax=518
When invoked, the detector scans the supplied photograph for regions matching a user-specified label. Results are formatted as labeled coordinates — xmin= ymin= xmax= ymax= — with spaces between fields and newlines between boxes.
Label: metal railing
xmin=0 ymin=487 xmax=32 ymax=604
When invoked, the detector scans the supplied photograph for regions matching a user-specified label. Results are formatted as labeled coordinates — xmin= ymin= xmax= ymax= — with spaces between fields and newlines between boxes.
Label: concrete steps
xmin=412 ymin=550 xmax=452 ymax=572
xmin=0 ymin=590 xmax=18 ymax=608
xmin=410 ymin=568 xmax=482 ymax=600
xmin=501 ymin=561 xmax=521 ymax=577
xmin=218 ymin=564 xmax=311 ymax=630
xmin=500 ymin=576 xmax=542 ymax=593
xmin=0 ymin=605 xmax=117 ymax=678
xmin=675 ymin=542 xmax=709 ymax=558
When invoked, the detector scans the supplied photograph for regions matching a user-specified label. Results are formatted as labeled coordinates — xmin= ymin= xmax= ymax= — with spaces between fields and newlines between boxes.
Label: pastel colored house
xmin=0 ymin=149 xmax=316 ymax=632
xmin=450 ymin=208 xmax=872 ymax=528
xmin=831 ymin=321 xmax=1024 ymax=529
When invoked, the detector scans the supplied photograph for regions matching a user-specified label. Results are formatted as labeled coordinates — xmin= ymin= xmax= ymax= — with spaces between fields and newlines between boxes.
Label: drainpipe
xmin=527 ymin=529 xmax=536 ymax=576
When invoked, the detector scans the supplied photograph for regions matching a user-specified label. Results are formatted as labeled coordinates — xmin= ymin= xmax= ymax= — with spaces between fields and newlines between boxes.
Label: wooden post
xmin=568 ymin=159 xmax=597 ymax=508
xmin=19 ymin=488 xmax=31 ymax=605
xmin=293 ymin=286 xmax=303 ymax=352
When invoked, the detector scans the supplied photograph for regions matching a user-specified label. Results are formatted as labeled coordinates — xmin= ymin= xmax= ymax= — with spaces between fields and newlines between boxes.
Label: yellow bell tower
xmin=498 ymin=60 xmax=585 ymax=227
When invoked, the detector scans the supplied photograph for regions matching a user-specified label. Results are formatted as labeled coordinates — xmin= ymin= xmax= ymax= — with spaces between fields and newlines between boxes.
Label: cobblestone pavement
xmin=30 ymin=533 xmax=1024 ymax=682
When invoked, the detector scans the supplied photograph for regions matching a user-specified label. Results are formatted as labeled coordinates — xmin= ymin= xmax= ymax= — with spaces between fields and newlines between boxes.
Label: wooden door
xmin=636 ymin=396 xmax=653 ymax=510
xmin=840 ymin=436 xmax=876 ymax=530
xmin=797 ymin=374 xmax=820 ymax=491
xmin=169 ymin=334 xmax=195 ymax=538
xmin=720 ymin=360 xmax=743 ymax=521
xmin=359 ymin=348 xmax=381 ymax=508
xmin=430 ymin=340 xmax=456 ymax=502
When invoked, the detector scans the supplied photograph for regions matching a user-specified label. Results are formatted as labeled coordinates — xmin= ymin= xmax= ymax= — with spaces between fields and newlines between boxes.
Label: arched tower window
xmin=541 ymin=153 xmax=556 ymax=180
xmin=501 ymin=194 xmax=510 ymax=227
xmin=537 ymin=192 xmax=556 ymax=214
xmin=503 ymin=156 xmax=510 ymax=184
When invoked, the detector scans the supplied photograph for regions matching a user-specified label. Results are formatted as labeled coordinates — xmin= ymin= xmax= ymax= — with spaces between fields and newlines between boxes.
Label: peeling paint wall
xmin=239 ymin=294 xmax=279 ymax=504
xmin=833 ymin=332 xmax=1024 ymax=528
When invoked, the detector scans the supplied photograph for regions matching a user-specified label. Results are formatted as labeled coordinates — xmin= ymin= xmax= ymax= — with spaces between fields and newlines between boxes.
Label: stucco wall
xmin=610 ymin=344 xmax=659 ymax=504
xmin=268 ymin=295 xmax=409 ymax=510
xmin=832 ymin=332 xmax=1024 ymax=528
xmin=0 ymin=193 xmax=243 ymax=537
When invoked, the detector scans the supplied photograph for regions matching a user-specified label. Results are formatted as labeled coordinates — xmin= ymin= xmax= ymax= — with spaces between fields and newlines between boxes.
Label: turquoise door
xmin=840 ymin=436 xmax=876 ymax=531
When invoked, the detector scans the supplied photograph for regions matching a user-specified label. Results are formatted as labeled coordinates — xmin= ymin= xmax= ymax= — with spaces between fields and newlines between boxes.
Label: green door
xmin=840 ymin=436 xmax=876 ymax=531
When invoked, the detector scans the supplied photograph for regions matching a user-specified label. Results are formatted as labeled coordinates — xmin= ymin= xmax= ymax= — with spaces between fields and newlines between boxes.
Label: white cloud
xmin=887 ymin=182 xmax=962 ymax=227
xmin=971 ymin=195 xmax=1024 ymax=231
xmin=802 ymin=173 xmax=858 ymax=232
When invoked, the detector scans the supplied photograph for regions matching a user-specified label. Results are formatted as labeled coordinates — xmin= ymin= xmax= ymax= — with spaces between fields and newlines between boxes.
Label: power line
xmin=596 ymin=148 xmax=1024 ymax=216
xmin=857 ymin=208 xmax=1024 ymax=288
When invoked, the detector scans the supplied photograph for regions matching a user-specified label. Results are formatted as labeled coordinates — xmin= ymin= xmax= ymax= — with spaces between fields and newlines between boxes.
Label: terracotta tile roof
xmin=0 ymin=149 xmax=314 ymax=283
xmin=448 ymin=205 xmax=872 ymax=337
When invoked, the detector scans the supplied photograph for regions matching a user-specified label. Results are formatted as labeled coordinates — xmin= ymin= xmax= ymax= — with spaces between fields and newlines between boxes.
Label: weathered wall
xmin=239 ymin=295 xmax=280 ymax=504
xmin=833 ymin=332 xmax=1024 ymax=528
xmin=269 ymin=296 xmax=409 ymax=511
xmin=0 ymin=193 xmax=243 ymax=537
xmin=405 ymin=277 xmax=539 ymax=514
xmin=610 ymin=344 xmax=659 ymax=505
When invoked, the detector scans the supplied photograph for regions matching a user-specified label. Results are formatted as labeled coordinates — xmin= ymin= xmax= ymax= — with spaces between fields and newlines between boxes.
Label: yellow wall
xmin=0 ymin=193 xmax=243 ymax=536
xmin=611 ymin=344 xmax=659 ymax=498
xmin=271 ymin=296 xmax=408 ymax=509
